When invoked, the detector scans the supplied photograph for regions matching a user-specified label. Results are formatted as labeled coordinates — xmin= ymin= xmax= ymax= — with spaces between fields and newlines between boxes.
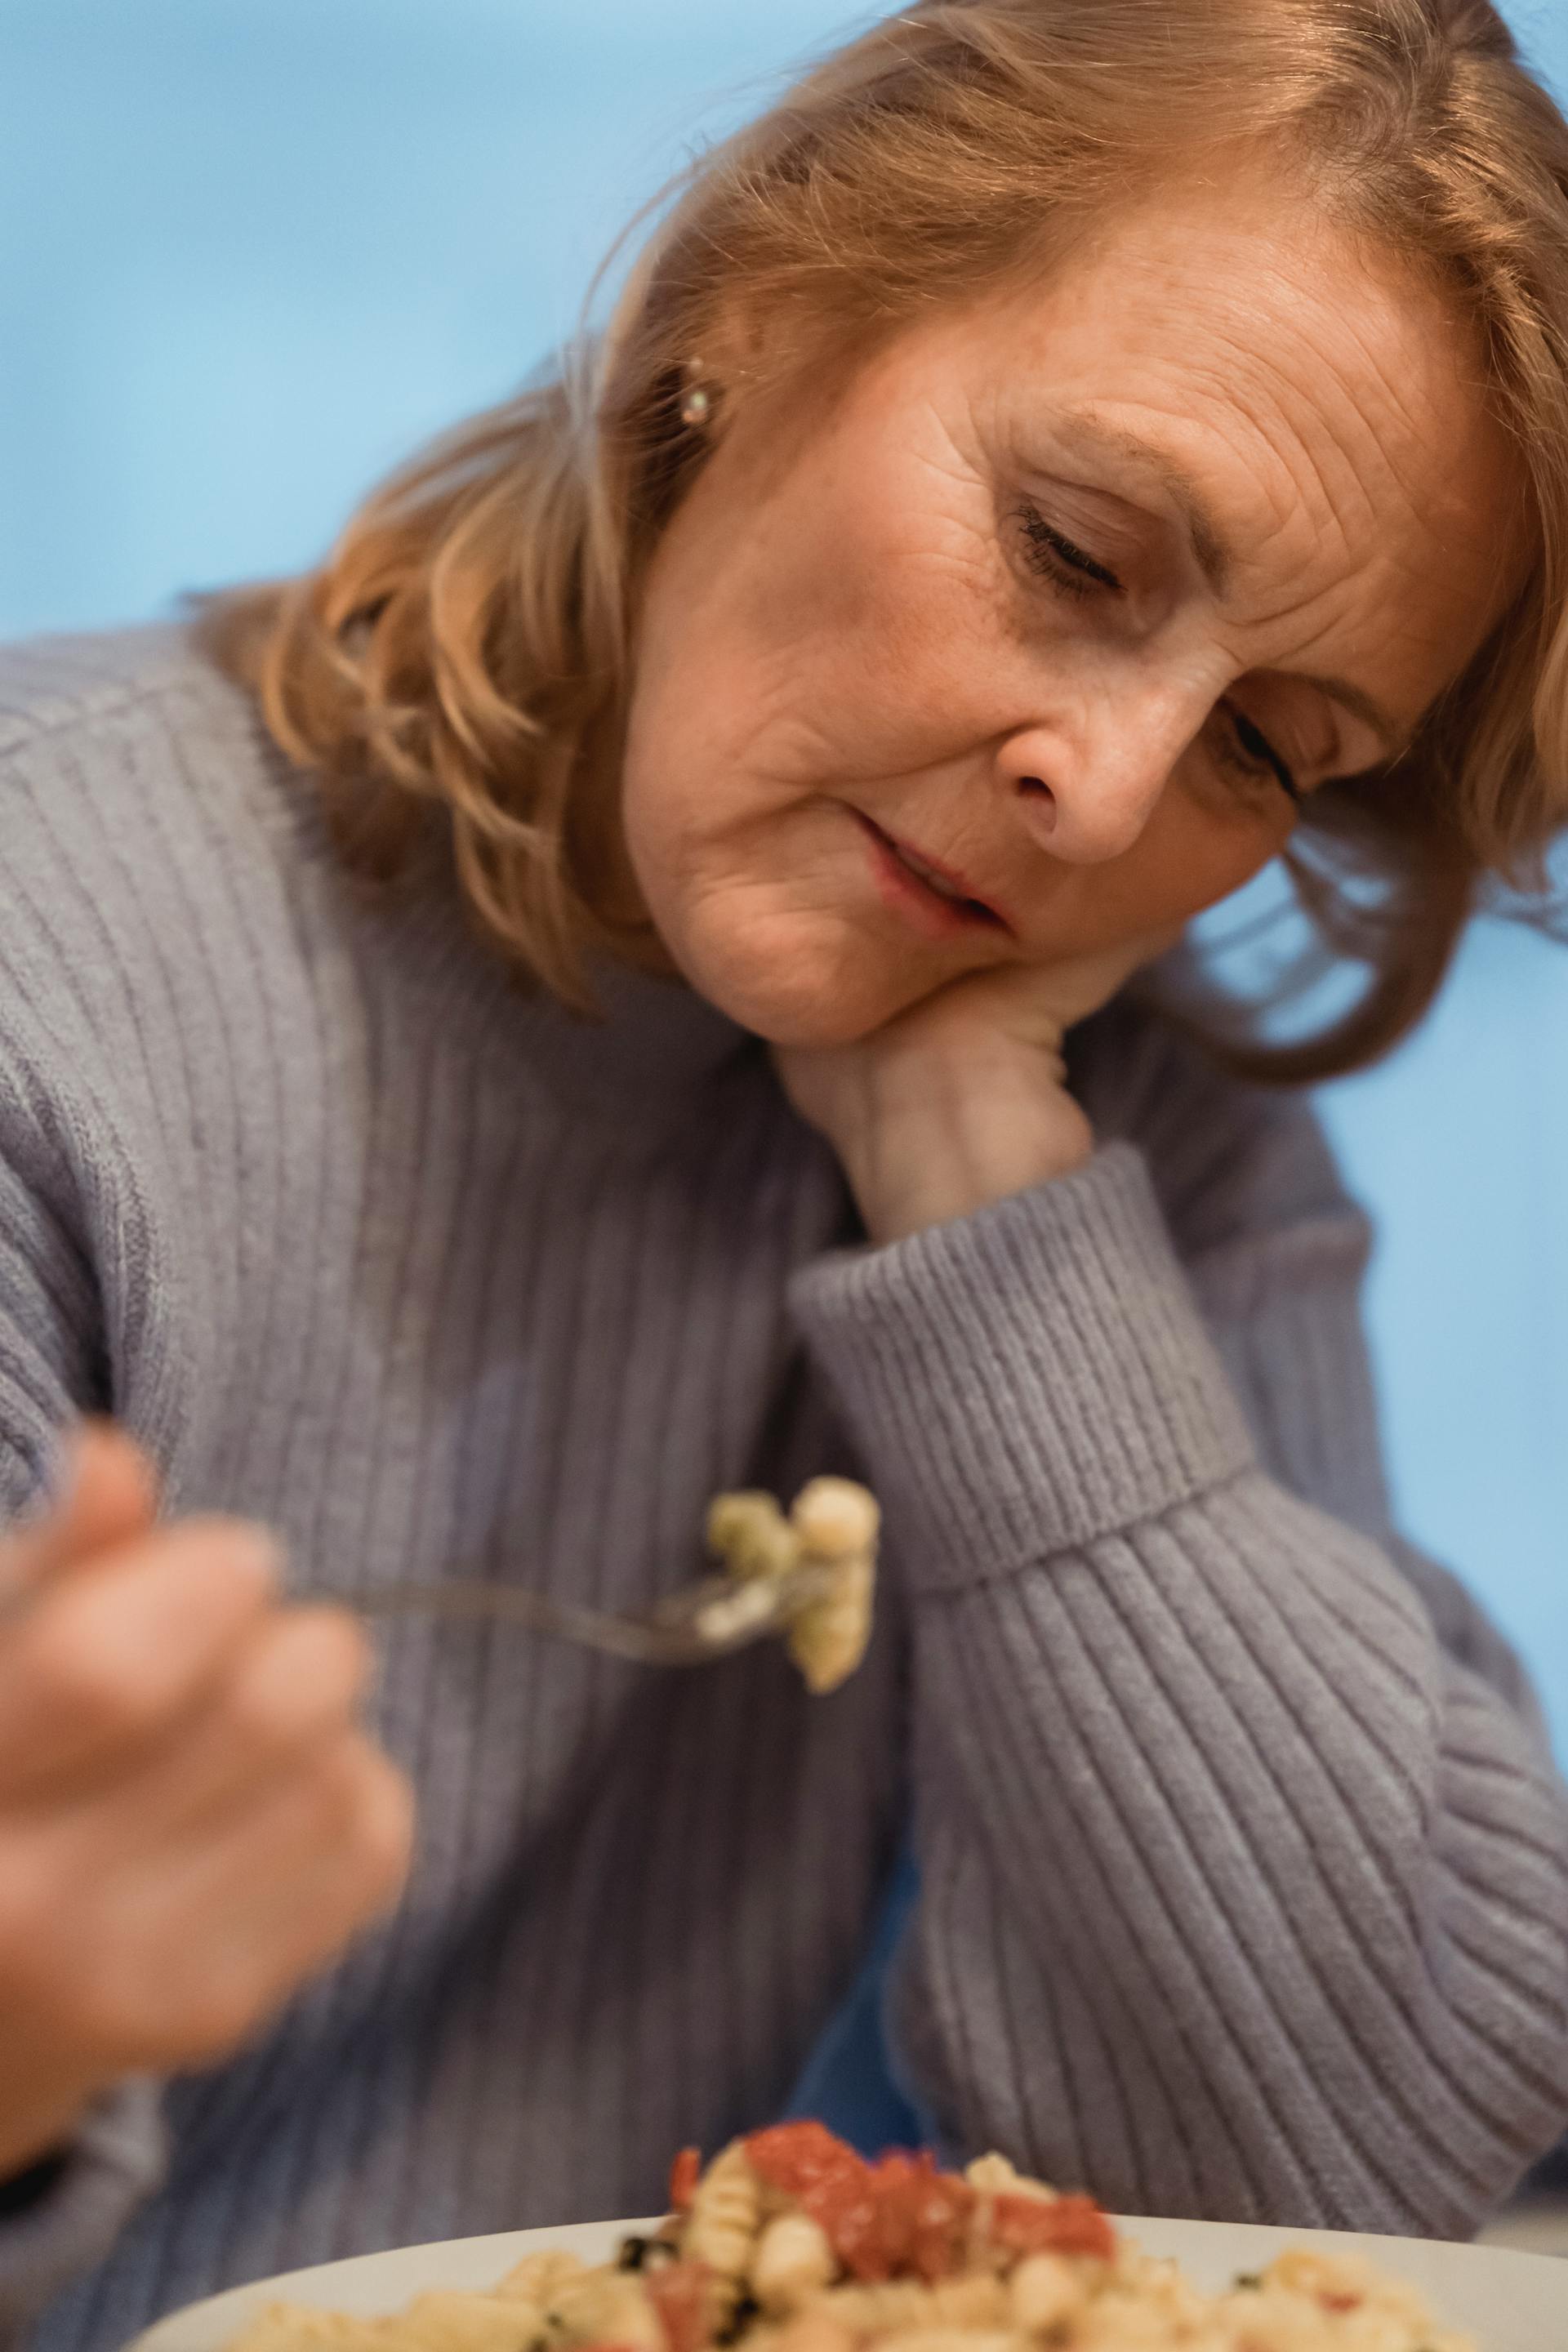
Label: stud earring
xmin=679 ymin=359 xmax=715 ymax=429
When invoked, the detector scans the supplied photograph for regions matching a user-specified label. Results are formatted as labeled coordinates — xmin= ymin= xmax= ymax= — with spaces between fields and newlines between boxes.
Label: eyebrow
xmin=1055 ymin=411 xmax=1412 ymax=760
xmin=1056 ymin=411 xmax=1236 ymax=594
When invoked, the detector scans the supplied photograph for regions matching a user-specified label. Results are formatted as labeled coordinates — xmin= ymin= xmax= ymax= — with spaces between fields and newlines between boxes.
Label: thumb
xmin=2 ymin=1421 xmax=160 ymax=1602
xmin=1032 ymin=920 xmax=1187 ymax=1035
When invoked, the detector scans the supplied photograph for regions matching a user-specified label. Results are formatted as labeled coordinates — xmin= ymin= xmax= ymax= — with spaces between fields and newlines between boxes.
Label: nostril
xmin=1018 ymin=777 xmax=1057 ymax=830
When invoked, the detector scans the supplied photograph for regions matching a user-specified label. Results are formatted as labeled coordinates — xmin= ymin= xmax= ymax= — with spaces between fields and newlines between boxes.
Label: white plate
xmin=127 ymin=2212 xmax=1566 ymax=2352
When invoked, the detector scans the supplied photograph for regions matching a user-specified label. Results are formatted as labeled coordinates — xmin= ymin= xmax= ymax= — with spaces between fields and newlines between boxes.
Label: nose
xmin=996 ymin=688 xmax=1203 ymax=866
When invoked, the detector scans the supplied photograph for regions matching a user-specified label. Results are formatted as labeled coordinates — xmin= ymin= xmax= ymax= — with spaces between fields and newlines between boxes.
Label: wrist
xmin=849 ymin=1088 xmax=1094 ymax=1245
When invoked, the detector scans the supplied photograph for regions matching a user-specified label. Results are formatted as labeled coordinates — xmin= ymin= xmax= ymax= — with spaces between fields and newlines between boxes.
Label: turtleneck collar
xmin=505 ymin=951 xmax=759 ymax=1129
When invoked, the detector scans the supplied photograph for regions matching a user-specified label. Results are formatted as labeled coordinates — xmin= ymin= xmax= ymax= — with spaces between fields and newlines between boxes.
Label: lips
xmin=854 ymin=813 xmax=1009 ymax=938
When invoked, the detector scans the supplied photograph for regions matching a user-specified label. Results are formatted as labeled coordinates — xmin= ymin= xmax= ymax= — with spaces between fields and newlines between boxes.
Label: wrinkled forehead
xmin=1036 ymin=214 xmax=1487 ymax=479
xmin=968 ymin=184 xmax=1532 ymax=638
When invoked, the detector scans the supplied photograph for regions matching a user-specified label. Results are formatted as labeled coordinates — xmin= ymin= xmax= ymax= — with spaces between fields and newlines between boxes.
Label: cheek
xmin=1147 ymin=794 xmax=1285 ymax=918
xmin=1037 ymin=792 xmax=1285 ymax=960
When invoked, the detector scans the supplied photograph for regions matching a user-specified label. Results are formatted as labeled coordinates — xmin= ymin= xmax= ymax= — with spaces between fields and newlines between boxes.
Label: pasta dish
xmin=228 ymin=2125 xmax=1471 ymax=2352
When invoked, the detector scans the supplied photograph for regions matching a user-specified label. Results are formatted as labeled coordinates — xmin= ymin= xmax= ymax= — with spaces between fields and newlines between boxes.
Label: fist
xmin=0 ymin=1426 xmax=414 ymax=2176
xmin=776 ymin=929 xmax=1179 ymax=1243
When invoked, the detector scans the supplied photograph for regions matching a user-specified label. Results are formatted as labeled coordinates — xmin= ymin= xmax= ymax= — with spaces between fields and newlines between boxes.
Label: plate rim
xmin=126 ymin=2208 xmax=1567 ymax=2352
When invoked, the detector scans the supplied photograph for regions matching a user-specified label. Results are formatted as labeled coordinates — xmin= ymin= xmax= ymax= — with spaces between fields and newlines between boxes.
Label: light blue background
xmin=3 ymin=1 xmax=1566 ymax=1747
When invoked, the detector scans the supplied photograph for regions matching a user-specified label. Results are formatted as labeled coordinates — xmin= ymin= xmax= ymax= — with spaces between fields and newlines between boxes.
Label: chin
xmin=671 ymin=905 xmax=914 ymax=1049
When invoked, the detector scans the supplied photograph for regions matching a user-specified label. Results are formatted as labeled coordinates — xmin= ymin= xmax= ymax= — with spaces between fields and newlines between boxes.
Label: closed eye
xmin=1226 ymin=706 xmax=1301 ymax=806
xmin=1013 ymin=504 xmax=1124 ymax=597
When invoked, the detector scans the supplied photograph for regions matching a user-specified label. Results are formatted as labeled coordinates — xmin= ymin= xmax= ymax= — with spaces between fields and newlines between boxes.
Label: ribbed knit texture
xmin=0 ymin=627 xmax=1563 ymax=2351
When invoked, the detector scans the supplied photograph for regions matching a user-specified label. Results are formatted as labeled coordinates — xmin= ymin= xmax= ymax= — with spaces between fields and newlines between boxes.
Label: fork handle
xmin=329 ymin=1580 xmax=670 ymax=1661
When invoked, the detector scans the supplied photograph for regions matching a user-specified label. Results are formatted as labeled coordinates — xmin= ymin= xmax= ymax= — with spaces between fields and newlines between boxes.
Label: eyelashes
xmin=1227 ymin=706 xmax=1302 ymax=805
xmin=1009 ymin=500 xmax=1301 ymax=808
xmin=1013 ymin=504 xmax=1122 ymax=598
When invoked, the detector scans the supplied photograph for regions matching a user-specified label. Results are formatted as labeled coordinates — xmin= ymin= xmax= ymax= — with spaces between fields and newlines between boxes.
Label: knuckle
xmin=291 ymin=1607 xmax=373 ymax=1711
xmin=226 ymin=1614 xmax=368 ymax=1762
xmin=167 ymin=1518 xmax=283 ymax=1611
xmin=223 ymin=1667 xmax=307 ymax=1765
xmin=311 ymin=1744 xmax=415 ymax=1908
xmin=20 ymin=1619 xmax=160 ymax=1745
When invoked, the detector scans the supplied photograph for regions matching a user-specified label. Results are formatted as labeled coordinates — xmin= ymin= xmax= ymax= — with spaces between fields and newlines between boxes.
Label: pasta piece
xmin=962 ymin=2156 xmax=1053 ymax=2203
xmin=1266 ymin=2246 xmax=1414 ymax=2317
xmin=537 ymin=2269 xmax=662 ymax=2352
xmin=227 ymin=2309 xmax=390 ymax=2352
xmin=929 ymin=2278 xmax=1009 ymax=2330
xmin=750 ymin=2212 xmax=835 ymax=2315
xmin=1006 ymin=2255 xmax=1085 ymax=2336
xmin=789 ymin=1481 xmax=880 ymax=1561
xmin=395 ymin=2292 xmax=546 ymax=2352
xmin=770 ymin=2317 xmax=856 ymax=2352
xmin=815 ymin=2277 xmax=1003 ymax=2340
xmin=707 ymin=1493 xmax=802 ymax=1581
xmin=706 ymin=1481 xmax=880 ymax=1694
xmin=785 ymin=1554 xmax=875 ymax=1696
xmin=817 ymin=2283 xmax=940 ymax=2337
xmin=684 ymin=2138 xmax=763 ymax=2319
xmin=1067 ymin=2287 xmax=1221 ymax=2350
xmin=495 ymin=2252 xmax=586 ymax=2307
xmin=857 ymin=2332 xmax=1021 ymax=2352
xmin=785 ymin=1480 xmax=880 ymax=1695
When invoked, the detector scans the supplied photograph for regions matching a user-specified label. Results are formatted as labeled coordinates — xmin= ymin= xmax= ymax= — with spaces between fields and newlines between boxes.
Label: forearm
xmin=898 ymin=1493 xmax=1568 ymax=2234
xmin=792 ymin=1147 xmax=1568 ymax=2232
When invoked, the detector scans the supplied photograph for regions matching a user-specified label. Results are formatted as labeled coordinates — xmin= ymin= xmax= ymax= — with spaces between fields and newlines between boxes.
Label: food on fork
xmin=706 ymin=1480 xmax=880 ymax=1695
xmin=225 ymin=2125 xmax=1473 ymax=2352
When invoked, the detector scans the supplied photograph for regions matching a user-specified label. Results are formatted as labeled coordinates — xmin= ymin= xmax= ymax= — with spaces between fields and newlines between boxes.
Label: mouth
xmin=853 ymin=813 xmax=1011 ymax=940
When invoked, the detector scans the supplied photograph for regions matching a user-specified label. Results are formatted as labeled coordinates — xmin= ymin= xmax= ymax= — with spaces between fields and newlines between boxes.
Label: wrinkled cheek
xmin=1040 ymin=808 xmax=1285 ymax=962
xmin=1214 ymin=822 xmax=1291 ymax=915
xmin=1142 ymin=790 xmax=1288 ymax=918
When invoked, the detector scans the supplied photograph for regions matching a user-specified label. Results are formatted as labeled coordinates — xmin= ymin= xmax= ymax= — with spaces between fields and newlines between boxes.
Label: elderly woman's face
xmin=620 ymin=176 xmax=1527 ymax=1045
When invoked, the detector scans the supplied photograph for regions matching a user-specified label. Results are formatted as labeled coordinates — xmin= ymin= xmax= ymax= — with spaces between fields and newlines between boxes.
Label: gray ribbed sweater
xmin=1 ymin=626 xmax=1565 ymax=2350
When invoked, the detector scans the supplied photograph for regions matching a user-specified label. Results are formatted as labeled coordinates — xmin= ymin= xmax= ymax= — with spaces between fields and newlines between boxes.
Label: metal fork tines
xmin=338 ymin=1562 xmax=840 ymax=1666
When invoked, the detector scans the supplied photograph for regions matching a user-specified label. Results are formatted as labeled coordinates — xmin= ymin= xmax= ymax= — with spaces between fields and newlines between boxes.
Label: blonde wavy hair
xmin=204 ymin=0 xmax=1568 ymax=1081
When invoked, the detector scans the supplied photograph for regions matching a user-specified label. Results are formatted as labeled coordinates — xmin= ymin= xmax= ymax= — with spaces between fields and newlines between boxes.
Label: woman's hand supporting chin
xmin=773 ymin=930 xmax=1179 ymax=1245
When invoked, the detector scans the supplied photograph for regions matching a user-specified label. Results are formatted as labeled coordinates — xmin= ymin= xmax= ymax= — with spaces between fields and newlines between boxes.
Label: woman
xmin=2 ymin=0 xmax=1568 ymax=2341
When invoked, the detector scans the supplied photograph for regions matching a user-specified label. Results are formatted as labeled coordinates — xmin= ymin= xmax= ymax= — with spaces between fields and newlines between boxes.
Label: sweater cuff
xmin=789 ymin=1142 xmax=1254 ymax=1591
xmin=0 ymin=2080 xmax=167 ymax=2333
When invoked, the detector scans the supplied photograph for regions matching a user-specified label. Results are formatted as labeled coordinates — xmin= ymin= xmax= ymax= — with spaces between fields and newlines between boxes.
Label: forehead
xmin=867 ymin=176 xmax=1530 ymax=694
xmin=973 ymin=194 xmax=1499 ymax=524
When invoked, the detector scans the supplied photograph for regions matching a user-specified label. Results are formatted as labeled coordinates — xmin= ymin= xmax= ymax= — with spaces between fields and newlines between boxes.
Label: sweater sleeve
xmin=789 ymin=1140 xmax=1568 ymax=2238
xmin=0 ymin=1049 xmax=172 ymax=2326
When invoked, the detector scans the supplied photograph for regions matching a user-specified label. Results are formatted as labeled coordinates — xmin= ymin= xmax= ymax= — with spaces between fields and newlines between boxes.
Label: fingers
xmin=83 ymin=1604 xmax=376 ymax=1841
xmin=154 ymin=1736 xmax=416 ymax=2061
xmin=60 ymin=1734 xmax=416 ymax=2071
xmin=2 ymin=1423 xmax=159 ymax=1601
xmin=0 ymin=1433 xmax=417 ymax=2105
xmin=44 ymin=1423 xmax=161 ymax=1570
xmin=987 ymin=924 xmax=1188 ymax=1037
xmin=0 ymin=1517 xmax=280 ymax=1797
xmin=0 ymin=1730 xmax=415 ymax=2076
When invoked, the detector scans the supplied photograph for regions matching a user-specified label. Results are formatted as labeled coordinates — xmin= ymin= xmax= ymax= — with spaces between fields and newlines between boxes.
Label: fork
xmin=332 ymin=1561 xmax=842 ymax=1667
